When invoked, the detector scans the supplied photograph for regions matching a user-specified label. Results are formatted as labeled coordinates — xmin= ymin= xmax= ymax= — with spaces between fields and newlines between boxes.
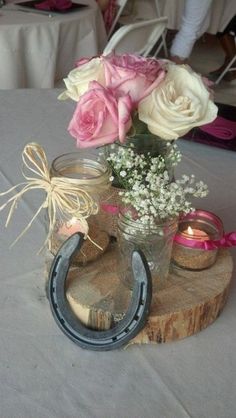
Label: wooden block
xmin=45 ymin=245 xmax=233 ymax=343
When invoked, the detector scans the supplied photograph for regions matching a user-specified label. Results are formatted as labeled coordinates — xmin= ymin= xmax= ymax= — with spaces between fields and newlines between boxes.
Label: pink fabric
xmin=98 ymin=0 xmax=117 ymax=33
xmin=101 ymin=203 xmax=119 ymax=214
xmin=35 ymin=0 xmax=72 ymax=11
xmin=199 ymin=116 xmax=236 ymax=140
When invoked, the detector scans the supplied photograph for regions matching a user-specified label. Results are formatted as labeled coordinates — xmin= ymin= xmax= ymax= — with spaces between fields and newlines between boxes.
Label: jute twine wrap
xmin=0 ymin=143 xmax=100 ymax=252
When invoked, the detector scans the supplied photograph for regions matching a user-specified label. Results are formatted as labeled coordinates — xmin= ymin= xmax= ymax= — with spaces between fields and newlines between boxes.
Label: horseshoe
xmin=47 ymin=233 xmax=152 ymax=351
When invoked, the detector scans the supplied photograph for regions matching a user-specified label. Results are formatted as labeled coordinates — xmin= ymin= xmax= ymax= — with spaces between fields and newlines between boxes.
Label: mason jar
xmin=172 ymin=210 xmax=224 ymax=270
xmin=117 ymin=209 xmax=178 ymax=292
xmin=49 ymin=151 xmax=112 ymax=265
xmin=100 ymin=135 xmax=176 ymax=238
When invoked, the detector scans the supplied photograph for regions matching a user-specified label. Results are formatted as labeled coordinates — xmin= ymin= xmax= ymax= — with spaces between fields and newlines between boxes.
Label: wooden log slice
xmin=135 ymin=248 xmax=233 ymax=344
xmin=45 ymin=246 xmax=233 ymax=344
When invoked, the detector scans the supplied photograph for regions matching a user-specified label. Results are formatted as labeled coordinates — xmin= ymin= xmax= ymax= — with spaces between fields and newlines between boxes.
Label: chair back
xmin=103 ymin=17 xmax=168 ymax=57
xmin=215 ymin=37 xmax=236 ymax=84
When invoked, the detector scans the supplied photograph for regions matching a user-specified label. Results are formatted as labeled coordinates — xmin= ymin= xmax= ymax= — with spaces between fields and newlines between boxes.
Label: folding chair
xmin=109 ymin=0 xmax=168 ymax=57
xmin=103 ymin=17 xmax=168 ymax=57
xmin=215 ymin=38 xmax=236 ymax=84
xmin=154 ymin=0 xmax=168 ymax=57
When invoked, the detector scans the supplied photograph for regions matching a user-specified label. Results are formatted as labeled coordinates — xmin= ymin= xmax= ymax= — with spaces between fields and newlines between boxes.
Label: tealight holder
xmin=49 ymin=151 xmax=112 ymax=265
xmin=172 ymin=210 xmax=224 ymax=270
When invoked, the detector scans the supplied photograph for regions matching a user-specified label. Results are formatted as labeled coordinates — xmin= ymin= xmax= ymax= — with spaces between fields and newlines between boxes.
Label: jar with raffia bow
xmin=49 ymin=151 xmax=112 ymax=265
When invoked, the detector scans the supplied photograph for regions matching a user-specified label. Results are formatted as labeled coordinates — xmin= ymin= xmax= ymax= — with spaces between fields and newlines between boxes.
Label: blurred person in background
xmin=170 ymin=0 xmax=213 ymax=64
xmin=209 ymin=15 xmax=236 ymax=81
xmin=96 ymin=0 xmax=116 ymax=34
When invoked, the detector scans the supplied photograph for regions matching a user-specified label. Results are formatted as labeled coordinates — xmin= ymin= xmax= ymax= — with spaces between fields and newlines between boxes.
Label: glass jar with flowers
xmin=58 ymin=53 xmax=218 ymax=241
xmin=107 ymin=144 xmax=208 ymax=291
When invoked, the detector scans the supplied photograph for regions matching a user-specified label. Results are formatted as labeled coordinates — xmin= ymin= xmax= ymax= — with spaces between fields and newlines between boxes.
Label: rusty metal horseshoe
xmin=47 ymin=233 xmax=152 ymax=351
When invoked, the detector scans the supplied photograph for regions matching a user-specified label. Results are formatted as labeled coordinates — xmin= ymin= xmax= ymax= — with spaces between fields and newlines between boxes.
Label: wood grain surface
xmin=45 ymin=245 xmax=233 ymax=344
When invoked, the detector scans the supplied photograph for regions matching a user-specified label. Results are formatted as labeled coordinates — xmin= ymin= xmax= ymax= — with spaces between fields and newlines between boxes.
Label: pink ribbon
xmin=174 ymin=231 xmax=236 ymax=250
xmin=101 ymin=203 xmax=119 ymax=215
xmin=101 ymin=203 xmax=138 ymax=219
xmin=35 ymin=0 xmax=72 ymax=11
xmin=199 ymin=116 xmax=236 ymax=141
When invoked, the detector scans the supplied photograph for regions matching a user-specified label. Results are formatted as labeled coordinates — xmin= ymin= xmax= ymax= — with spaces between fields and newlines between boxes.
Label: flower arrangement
xmin=59 ymin=53 xmax=218 ymax=147
xmin=59 ymin=53 xmax=217 ymax=228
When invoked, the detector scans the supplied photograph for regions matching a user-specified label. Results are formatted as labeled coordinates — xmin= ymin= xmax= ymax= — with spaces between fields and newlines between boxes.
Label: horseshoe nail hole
xmin=112 ymin=336 xmax=117 ymax=342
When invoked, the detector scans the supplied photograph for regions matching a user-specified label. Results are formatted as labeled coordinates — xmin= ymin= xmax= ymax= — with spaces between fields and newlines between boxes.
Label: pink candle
xmin=58 ymin=217 xmax=87 ymax=237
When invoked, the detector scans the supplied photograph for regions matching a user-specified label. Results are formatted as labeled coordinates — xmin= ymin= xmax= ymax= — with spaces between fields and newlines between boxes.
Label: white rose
xmin=58 ymin=57 xmax=105 ymax=101
xmin=138 ymin=63 xmax=218 ymax=140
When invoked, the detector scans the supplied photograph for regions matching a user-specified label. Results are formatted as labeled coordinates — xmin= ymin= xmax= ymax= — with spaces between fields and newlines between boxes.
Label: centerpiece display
xmin=1 ymin=53 xmax=236 ymax=349
xmin=59 ymin=52 xmax=217 ymax=290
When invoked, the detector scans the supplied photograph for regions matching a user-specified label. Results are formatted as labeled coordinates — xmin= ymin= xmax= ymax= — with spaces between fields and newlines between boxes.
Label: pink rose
xmin=68 ymin=81 xmax=132 ymax=148
xmin=102 ymin=53 xmax=166 ymax=104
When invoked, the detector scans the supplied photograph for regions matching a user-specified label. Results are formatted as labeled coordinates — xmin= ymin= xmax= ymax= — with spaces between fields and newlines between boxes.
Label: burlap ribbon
xmin=0 ymin=143 xmax=99 ymax=251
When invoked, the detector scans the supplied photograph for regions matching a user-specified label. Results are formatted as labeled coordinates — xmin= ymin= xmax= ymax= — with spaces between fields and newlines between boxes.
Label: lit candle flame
xmin=69 ymin=216 xmax=78 ymax=226
xmin=187 ymin=226 xmax=194 ymax=235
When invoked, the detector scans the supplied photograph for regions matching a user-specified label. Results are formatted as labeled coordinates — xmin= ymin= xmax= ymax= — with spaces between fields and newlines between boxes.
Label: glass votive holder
xmin=117 ymin=209 xmax=178 ymax=292
xmin=49 ymin=151 xmax=111 ymax=265
xmin=172 ymin=210 xmax=224 ymax=271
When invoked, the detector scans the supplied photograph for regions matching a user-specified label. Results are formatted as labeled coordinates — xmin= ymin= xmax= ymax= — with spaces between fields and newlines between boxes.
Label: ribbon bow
xmin=0 ymin=143 xmax=98 ymax=251
xmin=203 ymin=232 xmax=236 ymax=250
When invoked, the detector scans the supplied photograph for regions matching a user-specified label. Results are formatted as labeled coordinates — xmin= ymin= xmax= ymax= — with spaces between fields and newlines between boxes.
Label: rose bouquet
xmin=59 ymin=53 xmax=217 ymax=235
xmin=59 ymin=53 xmax=218 ymax=147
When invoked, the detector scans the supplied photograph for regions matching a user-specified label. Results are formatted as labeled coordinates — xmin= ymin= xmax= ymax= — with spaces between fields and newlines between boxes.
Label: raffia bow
xmin=0 ymin=143 xmax=99 ymax=252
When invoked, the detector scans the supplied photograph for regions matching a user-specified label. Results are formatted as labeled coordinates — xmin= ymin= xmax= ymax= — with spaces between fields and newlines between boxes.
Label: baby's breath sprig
xmin=107 ymin=142 xmax=180 ymax=190
xmin=106 ymin=144 xmax=208 ymax=224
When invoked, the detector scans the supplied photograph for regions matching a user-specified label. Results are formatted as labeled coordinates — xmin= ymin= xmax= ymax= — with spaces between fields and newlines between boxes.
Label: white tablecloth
xmin=130 ymin=0 xmax=236 ymax=34
xmin=0 ymin=89 xmax=236 ymax=418
xmin=0 ymin=1 xmax=106 ymax=89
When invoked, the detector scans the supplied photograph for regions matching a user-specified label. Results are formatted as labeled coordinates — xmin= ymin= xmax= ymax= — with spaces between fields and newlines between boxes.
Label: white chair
xmin=154 ymin=0 xmax=162 ymax=17
xmin=113 ymin=0 xmax=168 ymax=57
xmin=103 ymin=17 xmax=168 ymax=57
xmin=215 ymin=38 xmax=236 ymax=84
xmin=154 ymin=0 xmax=168 ymax=57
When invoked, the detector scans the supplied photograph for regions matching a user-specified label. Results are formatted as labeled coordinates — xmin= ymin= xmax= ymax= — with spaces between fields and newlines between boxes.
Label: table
xmin=0 ymin=1 xmax=107 ymax=89
xmin=0 ymin=89 xmax=236 ymax=418
xmin=128 ymin=0 xmax=236 ymax=34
